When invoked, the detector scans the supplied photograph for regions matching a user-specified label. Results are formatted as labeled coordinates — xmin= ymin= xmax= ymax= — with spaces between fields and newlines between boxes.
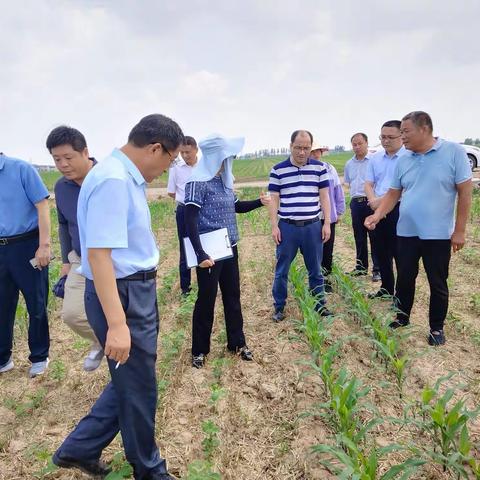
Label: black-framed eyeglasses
xmin=150 ymin=142 xmax=173 ymax=159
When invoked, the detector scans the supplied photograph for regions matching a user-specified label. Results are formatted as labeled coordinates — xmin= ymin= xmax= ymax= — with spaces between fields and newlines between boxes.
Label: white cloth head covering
xmin=187 ymin=134 xmax=245 ymax=189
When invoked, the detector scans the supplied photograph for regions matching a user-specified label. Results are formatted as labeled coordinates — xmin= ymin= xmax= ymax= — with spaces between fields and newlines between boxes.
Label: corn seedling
xmin=186 ymin=460 xmax=221 ymax=480
xmin=104 ymin=451 xmax=133 ymax=479
xmin=313 ymin=434 xmax=425 ymax=480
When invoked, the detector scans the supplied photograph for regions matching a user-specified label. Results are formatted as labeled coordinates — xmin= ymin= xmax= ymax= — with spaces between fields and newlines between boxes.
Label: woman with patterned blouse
xmin=184 ymin=134 xmax=270 ymax=368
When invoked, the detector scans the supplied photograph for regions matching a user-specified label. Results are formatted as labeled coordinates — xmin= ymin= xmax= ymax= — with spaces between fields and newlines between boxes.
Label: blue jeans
xmin=57 ymin=278 xmax=167 ymax=480
xmin=0 ymin=232 xmax=49 ymax=365
xmin=272 ymin=219 xmax=325 ymax=311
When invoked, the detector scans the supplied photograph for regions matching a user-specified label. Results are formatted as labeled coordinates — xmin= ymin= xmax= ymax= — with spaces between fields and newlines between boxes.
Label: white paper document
xmin=183 ymin=227 xmax=233 ymax=268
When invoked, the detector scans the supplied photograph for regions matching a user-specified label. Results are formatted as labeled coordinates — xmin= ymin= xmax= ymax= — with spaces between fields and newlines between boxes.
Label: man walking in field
xmin=344 ymin=133 xmax=381 ymax=281
xmin=0 ymin=153 xmax=51 ymax=378
xmin=52 ymin=114 xmax=184 ymax=479
xmin=365 ymin=120 xmax=405 ymax=299
xmin=365 ymin=111 xmax=472 ymax=346
xmin=268 ymin=130 xmax=333 ymax=321
xmin=167 ymin=135 xmax=198 ymax=296
xmin=46 ymin=126 xmax=104 ymax=371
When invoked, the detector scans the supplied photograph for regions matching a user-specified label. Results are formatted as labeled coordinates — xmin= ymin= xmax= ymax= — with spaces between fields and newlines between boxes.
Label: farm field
xmin=39 ymin=153 xmax=352 ymax=191
xmin=1 ymin=187 xmax=480 ymax=479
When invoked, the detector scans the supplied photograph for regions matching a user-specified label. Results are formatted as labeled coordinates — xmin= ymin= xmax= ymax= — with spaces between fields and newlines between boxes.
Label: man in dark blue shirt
xmin=46 ymin=126 xmax=103 ymax=371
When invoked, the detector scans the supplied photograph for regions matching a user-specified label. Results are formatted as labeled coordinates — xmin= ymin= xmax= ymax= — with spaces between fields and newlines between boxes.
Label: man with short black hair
xmin=46 ymin=126 xmax=103 ymax=371
xmin=365 ymin=120 xmax=405 ymax=298
xmin=344 ymin=133 xmax=380 ymax=280
xmin=268 ymin=130 xmax=332 ymax=321
xmin=167 ymin=135 xmax=198 ymax=295
xmin=365 ymin=111 xmax=472 ymax=346
xmin=53 ymin=114 xmax=184 ymax=480
xmin=0 ymin=153 xmax=51 ymax=378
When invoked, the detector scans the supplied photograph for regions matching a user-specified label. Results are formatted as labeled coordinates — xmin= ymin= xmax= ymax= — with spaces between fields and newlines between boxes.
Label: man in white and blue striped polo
xmin=268 ymin=130 xmax=333 ymax=321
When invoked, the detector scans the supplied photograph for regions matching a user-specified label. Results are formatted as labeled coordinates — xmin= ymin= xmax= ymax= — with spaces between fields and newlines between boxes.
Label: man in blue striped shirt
xmin=268 ymin=130 xmax=332 ymax=321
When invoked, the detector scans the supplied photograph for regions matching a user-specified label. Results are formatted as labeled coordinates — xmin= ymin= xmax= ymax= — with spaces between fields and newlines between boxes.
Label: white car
xmin=461 ymin=144 xmax=479 ymax=171
xmin=368 ymin=143 xmax=479 ymax=171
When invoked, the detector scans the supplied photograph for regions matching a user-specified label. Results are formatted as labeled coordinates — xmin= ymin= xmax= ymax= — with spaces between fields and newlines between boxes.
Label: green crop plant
xmin=105 ymin=452 xmax=133 ymax=479
xmin=404 ymin=375 xmax=480 ymax=478
xmin=186 ymin=460 xmax=221 ymax=480
xmin=201 ymin=420 xmax=220 ymax=463
xmin=49 ymin=359 xmax=66 ymax=381
xmin=313 ymin=435 xmax=425 ymax=480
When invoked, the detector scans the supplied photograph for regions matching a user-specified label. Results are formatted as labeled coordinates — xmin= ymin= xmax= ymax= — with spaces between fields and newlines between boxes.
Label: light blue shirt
xmin=343 ymin=155 xmax=371 ymax=198
xmin=0 ymin=155 xmax=49 ymax=236
xmin=391 ymin=138 xmax=472 ymax=240
xmin=366 ymin=146 xmax=406 ymax=197
xmin=77 ymin=149 xmax=159 ymax=279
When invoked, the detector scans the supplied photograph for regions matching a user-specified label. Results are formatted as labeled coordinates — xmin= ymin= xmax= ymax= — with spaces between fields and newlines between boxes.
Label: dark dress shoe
xmin=192 ymin=353 xmax=205 ymax=368
xmin=428 ymin=330 xmax=446 ymax=346
xmin=52 ymin=451 xmax=111 ymax=478
xmin=272 ymin=309 xmax=285 ymax=322
xmin=388 ymin=318 xmax=410 ymax=329
xmin=237 ymin=346 xmax=253 ymax=361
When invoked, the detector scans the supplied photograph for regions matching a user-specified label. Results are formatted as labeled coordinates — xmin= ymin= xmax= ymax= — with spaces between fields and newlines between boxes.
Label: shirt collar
xmin=288 ymin=157 xmax=312 ymax=168
xmin=383 ymin=145 xmax=406 ymax=160
xmin=352 ymin=154 xmax=370 ymax=162
xmin=411 ymin=138 xmax=443 ymax=156
xmin=111 ymin=149 xmax=146 ymax=186
xmin=0 ymin=155 xmax=5 ymax=170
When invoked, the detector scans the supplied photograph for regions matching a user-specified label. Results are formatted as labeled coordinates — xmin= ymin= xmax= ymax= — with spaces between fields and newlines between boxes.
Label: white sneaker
xmin=29 ymin=358 xmax=49 ymax=378
xmin=0 ymin=357 xmax=14 ymax=373
xmin=83 ymin=348 xmax=104 ymax=372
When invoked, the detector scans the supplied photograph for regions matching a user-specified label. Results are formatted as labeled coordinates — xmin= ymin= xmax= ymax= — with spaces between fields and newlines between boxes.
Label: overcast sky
xmin=1 ymin=0 xmax=479 ymax=165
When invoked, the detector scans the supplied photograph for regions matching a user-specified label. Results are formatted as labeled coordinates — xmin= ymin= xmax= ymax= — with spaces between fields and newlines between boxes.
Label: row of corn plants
xmin=289 ymin=263 xmax=423 ymax=479
xmin=330 ymin=263 xmax=409 ymax=397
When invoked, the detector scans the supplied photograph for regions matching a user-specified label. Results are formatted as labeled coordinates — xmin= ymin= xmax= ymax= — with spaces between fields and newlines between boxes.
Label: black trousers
xmin=371 ymin=203 xmax=400 ymax=295
xmin=0 ymin=232 xmax=49 ymax=365
xmin=396 ymin=236 xmax=451 ymax=331
xmin=192 ymin=245 xmax=246 ymax=356
xmin=321 ymin=221 xmax=336 ymax=276
xmin=175 ymin=205 xmax=191 ymax=292
xmin=350 ymin=199 xmax=379 ymax=273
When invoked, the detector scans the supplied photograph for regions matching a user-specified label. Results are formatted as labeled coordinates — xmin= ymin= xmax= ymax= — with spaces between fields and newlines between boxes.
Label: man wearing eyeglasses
xmin=268 ymin=130 xmax=332 ymax=322
xmin=365 ymin=121 xmax=405 ymax=299
xmin=53 ymin=114 xmax=184 ymax=480
xmin=343 ymin=133 xmax=380 ymax=280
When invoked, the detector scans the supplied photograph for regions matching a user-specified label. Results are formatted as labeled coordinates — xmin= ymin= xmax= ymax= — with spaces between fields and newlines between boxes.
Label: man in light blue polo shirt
xmin=365 ymin=120 xmax=405 ymax=298
xmin=0 ymin=154 xmax=51 ymax=378
xmin=365 ymin=111 xmax=472 ymax=346
xmin=53 ymin=114 xmax=184 ymax=480
xmin=343 ymin=132 xmax=380 ymax=280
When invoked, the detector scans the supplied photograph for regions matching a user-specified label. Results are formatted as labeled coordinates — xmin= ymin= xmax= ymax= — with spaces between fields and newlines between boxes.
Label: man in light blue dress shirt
xmin=53 ymin=114 xmax=184 ymax=480
xmin=365 ymin=120 xmax=405 ymax=298
xmin=0 ymin=154 xmax=51 ymax=378
xmin=343 ymin=133 xmax=380 ymax=279
xmin=365 ymin=111 xmax=472 ymax=347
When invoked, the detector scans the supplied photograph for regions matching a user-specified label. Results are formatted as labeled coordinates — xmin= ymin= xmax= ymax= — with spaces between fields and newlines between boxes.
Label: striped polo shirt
xmin=268 ymin=157 xmax=329 ymax=220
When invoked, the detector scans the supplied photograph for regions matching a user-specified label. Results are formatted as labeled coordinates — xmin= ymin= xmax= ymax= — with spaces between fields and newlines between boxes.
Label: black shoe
xmin=324 ymin=282 xmax=333 ymax=293
xmin=428 ymin=330 xmax=446 ymax=346
xmin=192 ymin=353 xmax=205 ymax=368
xmin=52 ymin=451 xmax=111 ymax=478
xmin=237 ymin=346 xmax=254 ymax=361
xmin=372 ymin=271 xmax=381 ymax=282
xmin=149 ymin=473 xmax=175 ymax=480
xmin=318 ymin=307 xmax=333 ymax=317
xmin=347 ymin=269 xmax=367 ymax=277
xmin=181 ymin=288 xmax=191 ymax=297
xmin=389 ymin=318 xmax=410 ymax=329
xmin=272 ymin=309 xmax=285 ymax=322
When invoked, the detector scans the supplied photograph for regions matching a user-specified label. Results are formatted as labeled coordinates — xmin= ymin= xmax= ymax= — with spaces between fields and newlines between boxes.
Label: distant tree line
xmin=464 ymin=138 xmax=480 ymax=146
xmin=239 ymin=144 xmax=346 ymax=159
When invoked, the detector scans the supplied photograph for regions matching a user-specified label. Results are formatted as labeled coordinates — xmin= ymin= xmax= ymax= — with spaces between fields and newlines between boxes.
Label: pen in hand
xmin=115 ymin=361 xmax=121 ymax=369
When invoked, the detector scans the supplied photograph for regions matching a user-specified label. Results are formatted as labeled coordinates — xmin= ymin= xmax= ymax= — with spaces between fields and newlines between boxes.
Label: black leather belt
xmin=118 ymin=269 xmax=157 ymax=281
xmin=351 ymin=196 xmax=367 ymax=202
xmin=280 ymin=217 xmax=319 ymax=227
xmin=0 ymin=228 xmax=39 ymax=246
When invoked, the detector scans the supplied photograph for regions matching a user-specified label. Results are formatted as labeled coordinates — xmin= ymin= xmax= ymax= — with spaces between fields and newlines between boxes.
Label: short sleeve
xmin=390 ymin=160 xmax=402 ymax=190
xmin=454 ymin=146 xmax=473 ymax=184
xmin=184 ymin=181 xmax=206 ymax=208
xmin=330 ymin=165 xmax=341 ymax=187
xmin=21 ymin=163 xmax=49 ymax=204
xmin=166 ymin=166 xmax=176 ymax=194
xmin=343 ymin=161 xmax=351 ymax=184
xmin=365 ymin=159 xmax=375 ymax=183
xmin=85 ymin=179 xmax=129 ymax=249
xmin=268 ymin=167 xmax=280 ymax=192
xmin=318 ymin=166 xmax=329 ymax=190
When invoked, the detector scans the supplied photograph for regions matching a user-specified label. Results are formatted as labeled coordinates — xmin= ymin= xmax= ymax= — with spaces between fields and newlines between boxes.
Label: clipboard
xmin=183 ymin=227 xmax=233 ymax=269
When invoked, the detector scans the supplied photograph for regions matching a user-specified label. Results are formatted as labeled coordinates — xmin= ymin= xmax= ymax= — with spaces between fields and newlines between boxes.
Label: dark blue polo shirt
xmin=54 ymin=158 xmax=96 ymax=262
